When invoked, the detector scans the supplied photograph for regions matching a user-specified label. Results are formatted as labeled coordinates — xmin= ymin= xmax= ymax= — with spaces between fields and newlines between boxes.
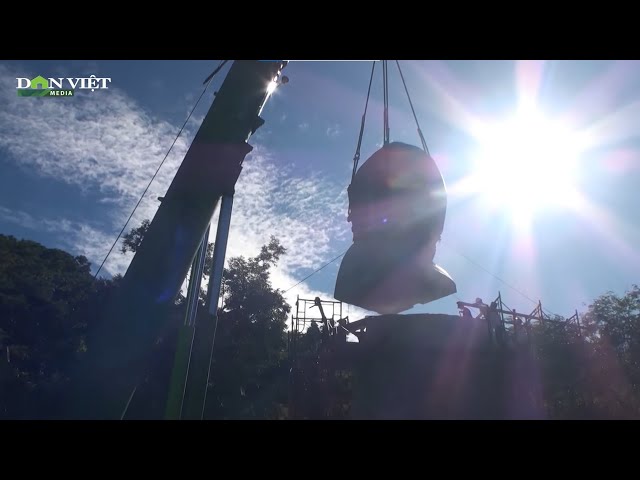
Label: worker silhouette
xmin=456 ymin=302 xmax=473 ymax=318
xmin=460 ymin=307 xmax=473 ymax=319
xmin=514 ymin=317 xmax=527 ymax=345
xmin=474 ymin=297 xmax=488 ymax=319
xmin=487 ymin=301 xmax=504 ymax=346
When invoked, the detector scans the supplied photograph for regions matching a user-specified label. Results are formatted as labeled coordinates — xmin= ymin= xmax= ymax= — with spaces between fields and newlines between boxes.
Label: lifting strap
xmin=351 ymin=61 xmax=376 ymax=182
xmin=395 ymin=60 xmax=431 ymax=156
xmin=383 ymin=60 xmax=390 ymax=145
xmin=350 ymin=60 xmax=432 ymax=186
xmin=351 ymin=60 xmax=431 ymax=182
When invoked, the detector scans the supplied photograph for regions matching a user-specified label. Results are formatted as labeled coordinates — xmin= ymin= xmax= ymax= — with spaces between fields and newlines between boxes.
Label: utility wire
xmin=93 ymin=60 xmax=228 ymax=279
xmin=283 ymin=250 xmax=348 ymax=294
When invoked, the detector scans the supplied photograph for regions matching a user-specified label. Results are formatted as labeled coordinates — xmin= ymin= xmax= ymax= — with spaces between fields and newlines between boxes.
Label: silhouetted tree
xmin=204 ymin=236 xmax=291 ymax=419
xmin=120 ymin=221 xmax=294 ymax=419
xmin=120 ymin=219 xmax=150 ymax=254
xmin=0 ymin=235 xmax=100 ymax=418
xmin=9 ymin=221 xmax=640 ymax=420
xmin=288 ymin=322 xmax=353 ymax=419
xmin=578 ymin=285 xmax=640 ymax=418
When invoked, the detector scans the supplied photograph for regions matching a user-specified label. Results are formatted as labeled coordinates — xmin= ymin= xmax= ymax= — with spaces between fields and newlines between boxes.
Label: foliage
xmin=204 ymin=235 xmax=291 ymax=419
xmin=3 ymin=220 xmax=640 ymax=419
xmin=288 ymin=321 xmax=353 ymax=419
xmin=0 ymin=234 xmax=104 ymax=418
xmin=526 ymin=286 xmax=640 ymax=419
xmin=120 ymin=219 xmax=150 ymax=255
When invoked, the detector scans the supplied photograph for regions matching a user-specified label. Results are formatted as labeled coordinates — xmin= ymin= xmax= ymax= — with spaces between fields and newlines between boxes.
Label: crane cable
xmin=93 ymin=60 xmax=228 ymax=280
xmin=351 ymin=61 xmax=376 ymax=181
xmin=351 ymin=60 xmax=431 ymax=180
xmin=383 ymin=60 xmax=390 ymax=145
xmin=395 ymin=60 xmax=430 ymax=156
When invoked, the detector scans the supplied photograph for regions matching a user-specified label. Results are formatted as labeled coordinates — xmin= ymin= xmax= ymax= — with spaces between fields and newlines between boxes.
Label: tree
xmin=529 ymin=317 xmax=592 ymax=418
xmin=289 ymin=321 xmax=353 ymax=419
xmin=120 ymin=219 xmax=150 ymax=254
xmin=524 ymin=286 xmax=640 ymax=419
xmin=203 ymin=236 xmax=291 ymax=419
xmin=578 ymin=285 xmax=640 ymax=418
xmin=19 ymin=214 xmax=640 ymax=420
xmin=0 ymin=234 xmax=105 ymax=418
xmin=0 ymin=225 xmax=296 ymax=419
xmin=119 ymin=220 xmax=294 ymax=419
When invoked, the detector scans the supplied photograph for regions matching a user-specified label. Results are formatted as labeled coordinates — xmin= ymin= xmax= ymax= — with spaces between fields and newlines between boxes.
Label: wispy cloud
xmin=0 ymin=64 xmax=191 ymax=230
xmin=298 ymin=122 xmax=309 ymax=132
xmin=0 ymin=207 xmax=40 ymax=230
xmin=326 ymin=123 xmax=341 ymax=138
xmin=0 ymin=62 xmax=366 ymax=317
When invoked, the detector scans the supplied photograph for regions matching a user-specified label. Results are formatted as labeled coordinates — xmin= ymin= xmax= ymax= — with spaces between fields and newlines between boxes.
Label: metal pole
xmin=179 ymin=194 xmax=234 ymax=420
xmin=164 ymin=224 xmax=210 ymax=420
xmin=207 ymin=195 xmax=234 ymax=315
xmin=186 ymin=225 xmax=211 ymax=326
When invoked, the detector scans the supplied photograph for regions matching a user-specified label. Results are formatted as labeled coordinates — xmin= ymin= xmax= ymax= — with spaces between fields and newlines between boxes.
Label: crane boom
xmin=69 ymin=60 xmax=288 ymax=419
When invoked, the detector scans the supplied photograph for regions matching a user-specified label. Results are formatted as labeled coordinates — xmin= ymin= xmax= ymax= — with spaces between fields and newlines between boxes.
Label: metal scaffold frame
xmin=456 ymin=292 xmax=586 ymax=346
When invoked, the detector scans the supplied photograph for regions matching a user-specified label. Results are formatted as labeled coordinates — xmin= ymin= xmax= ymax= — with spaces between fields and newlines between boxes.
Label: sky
xmin=1 ymin=59 xmax=639 ymax=322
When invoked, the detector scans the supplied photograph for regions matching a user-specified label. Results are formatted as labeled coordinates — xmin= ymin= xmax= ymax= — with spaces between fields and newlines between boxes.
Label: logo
xmin=16 ymin=75 xmax=112 ymax=97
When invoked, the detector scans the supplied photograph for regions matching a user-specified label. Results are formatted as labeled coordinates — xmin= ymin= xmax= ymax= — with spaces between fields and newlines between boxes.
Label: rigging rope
xmin=351 ymin=60 xmax=432 ymax=178
xmin=351 ymin=61 xmax=376 ymax=181
xmin=382 ymin=60 xmax=390 ymax=145
xmin=395 ymin=60 xmax=430 ymax=156
xmin=93 ymin=60 xmax=228 ymax=280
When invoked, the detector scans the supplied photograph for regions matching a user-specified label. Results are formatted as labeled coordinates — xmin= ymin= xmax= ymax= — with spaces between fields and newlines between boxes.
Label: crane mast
xmin=69 ymin=60 xmax=288 ymax=419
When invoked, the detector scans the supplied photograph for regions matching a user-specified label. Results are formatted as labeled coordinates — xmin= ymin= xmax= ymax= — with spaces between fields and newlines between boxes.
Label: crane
xmin=67 ymin=60 xmax=288 ymax=419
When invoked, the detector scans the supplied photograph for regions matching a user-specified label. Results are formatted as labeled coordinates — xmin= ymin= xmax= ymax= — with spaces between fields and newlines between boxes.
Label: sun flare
xmin=469 ymin=103 xmax=587 ymax=223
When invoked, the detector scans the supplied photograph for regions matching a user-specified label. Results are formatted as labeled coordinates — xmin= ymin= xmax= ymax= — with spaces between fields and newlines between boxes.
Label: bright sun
xmin=470 ymin=103 xmax=586 ymax=223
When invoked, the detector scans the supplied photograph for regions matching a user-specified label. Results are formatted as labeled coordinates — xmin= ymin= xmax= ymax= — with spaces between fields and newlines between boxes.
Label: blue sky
xmin=1 ymin=59 xmax=639 ymax=320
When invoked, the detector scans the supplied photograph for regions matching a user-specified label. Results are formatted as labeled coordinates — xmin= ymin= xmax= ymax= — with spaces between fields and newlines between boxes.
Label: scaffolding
xmin=287 ymin=296 xmax=349 ymax=418
xmin=288 ymin=296 xmax=348 ymax=359
xmin=456 ymin=292 xmax=586 ymax=346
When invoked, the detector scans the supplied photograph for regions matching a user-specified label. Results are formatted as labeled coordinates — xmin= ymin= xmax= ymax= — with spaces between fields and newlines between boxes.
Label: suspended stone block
xmin=335 ymin=142 xmax=456 ymax=314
